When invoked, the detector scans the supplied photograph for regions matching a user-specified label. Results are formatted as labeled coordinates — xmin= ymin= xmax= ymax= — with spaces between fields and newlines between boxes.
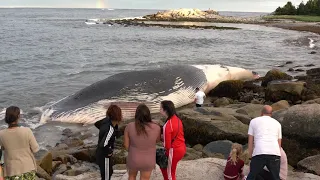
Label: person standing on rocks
xmin=194 ymin=87 xmax=206 ymax=107
xmin=160 ymin=100 xmax=186 ymax=180
xmin=247 ymin=105 xmax=282 ymax=180
xmin=0 ymin=106 xmax=39 ymax=179
xmin=95 ymin=105 xmax=122 ymax=180
xmin=124 ymin=104 xmax=161 ymax=180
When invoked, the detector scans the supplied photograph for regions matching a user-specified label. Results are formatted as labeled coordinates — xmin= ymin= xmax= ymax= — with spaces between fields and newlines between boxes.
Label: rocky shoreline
xmin=33 ymin=62 xmax=320 ymax=179
xmin=100 ymin=8 xmax=320 ymax=35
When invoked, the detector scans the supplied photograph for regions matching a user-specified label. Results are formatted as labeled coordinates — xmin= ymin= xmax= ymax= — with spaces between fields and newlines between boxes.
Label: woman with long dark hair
xmin=124 ymin=104 xmax=161 ymax=180
xmin=95 ymin=105 xmax=122 ymax=180
xmin=0 ymin=106 xmax=39 ymax=179
xmin=160 ymin=100 xmax=186 ymax=180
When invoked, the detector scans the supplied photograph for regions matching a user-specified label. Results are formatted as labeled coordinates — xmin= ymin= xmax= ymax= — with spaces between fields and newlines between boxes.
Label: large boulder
xmin=209 ymin=80 xmax=244 ymax=99
xmin=235 ymin=104 xmax=264 ymax=119
xmin=297 ymin=155 xmax=320 ymax=175
xmin=213 ymin=97 xmax=231 ymax=107
xmin=261 ymin=69 xmax=292 ymax=87
xmin=203 ymin=140 xmax=232 ymax=159
xmin=271 ymin=100 xmax=290 ymax=111
xmin=178 ymin=107 xmax=248 ymax=145
xmin=183 ymin=147 xmax=203 ymax=160
xmin=265 ymin=81 xmax=306 ymax=103
xmin=282 ymin=104 xmax=320 ymax=141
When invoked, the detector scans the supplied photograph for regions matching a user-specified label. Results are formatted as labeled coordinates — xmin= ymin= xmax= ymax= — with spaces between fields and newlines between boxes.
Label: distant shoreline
xmin=102 ymin=9 xmax=320 ymax=34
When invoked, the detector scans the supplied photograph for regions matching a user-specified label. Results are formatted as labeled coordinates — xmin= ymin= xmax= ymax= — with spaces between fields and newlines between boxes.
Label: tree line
xmin=274 ymin=0 xmax=320 ymax=15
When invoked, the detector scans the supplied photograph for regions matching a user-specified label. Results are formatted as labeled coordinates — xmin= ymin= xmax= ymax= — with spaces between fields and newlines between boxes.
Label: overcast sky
xmin=1 ymin=0 xmax=304 ymax=12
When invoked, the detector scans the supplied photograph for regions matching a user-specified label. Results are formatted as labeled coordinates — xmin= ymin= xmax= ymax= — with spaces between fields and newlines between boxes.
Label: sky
xmin=0 ymin=0 xmax=304 ymax=12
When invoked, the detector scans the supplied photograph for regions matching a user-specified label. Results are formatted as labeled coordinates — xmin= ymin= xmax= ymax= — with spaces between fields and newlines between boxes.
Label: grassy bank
xmin=263 ymin=15 xmax=320 ymax=22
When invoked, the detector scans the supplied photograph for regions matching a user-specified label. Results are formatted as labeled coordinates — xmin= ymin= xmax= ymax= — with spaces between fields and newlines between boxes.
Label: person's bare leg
xmin=140 ymin=170 xmax=152 ymax=180
xmin=128 ymin=170 xmax=138 ymax=180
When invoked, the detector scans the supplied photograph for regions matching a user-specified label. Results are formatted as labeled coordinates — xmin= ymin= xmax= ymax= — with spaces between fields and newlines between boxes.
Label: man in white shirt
xmin=194 ymin=87 xmax=206 ymax=107
xmin=247 ymin=105 xmax=282 ymax=180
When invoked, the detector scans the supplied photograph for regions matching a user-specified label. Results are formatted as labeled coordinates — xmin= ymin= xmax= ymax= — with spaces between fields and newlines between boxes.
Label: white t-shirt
xmin=248 ymin=116 xmax=282 ymax=157
xmin=195 ymin=91 xmax=206 ymax=105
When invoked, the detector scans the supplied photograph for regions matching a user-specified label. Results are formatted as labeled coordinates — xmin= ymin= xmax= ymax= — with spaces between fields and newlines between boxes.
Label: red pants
xmin=160 ymin=147 xmax=186 ymax=180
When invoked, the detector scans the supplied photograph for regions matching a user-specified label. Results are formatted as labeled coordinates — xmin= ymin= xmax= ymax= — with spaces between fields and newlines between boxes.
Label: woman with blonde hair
xmin=223 ymin=143 xmax=245 ymax=180
xmin=0 ymin=106 xmax=39 ymax=179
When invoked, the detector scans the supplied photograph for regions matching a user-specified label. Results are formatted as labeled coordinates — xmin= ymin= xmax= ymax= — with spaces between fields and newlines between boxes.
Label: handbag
xmin=156 ymin=119 xmax=180 ymax=169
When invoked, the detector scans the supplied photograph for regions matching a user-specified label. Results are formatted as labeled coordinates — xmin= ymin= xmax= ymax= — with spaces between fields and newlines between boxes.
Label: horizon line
xmin=0 ymin=6 xmax=272 ymax=13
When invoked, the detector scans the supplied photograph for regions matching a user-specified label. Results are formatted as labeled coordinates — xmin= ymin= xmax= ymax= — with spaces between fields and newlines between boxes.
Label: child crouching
xmin=223 ymin=143 xmax=245 ymax=180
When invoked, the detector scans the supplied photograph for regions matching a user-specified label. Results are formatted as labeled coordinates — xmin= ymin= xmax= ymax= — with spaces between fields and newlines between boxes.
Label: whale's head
xmin=192 ymin=64 xmax=259 ymax=93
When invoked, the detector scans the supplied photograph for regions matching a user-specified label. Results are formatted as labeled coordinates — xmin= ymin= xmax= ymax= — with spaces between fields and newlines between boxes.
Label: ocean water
xmin=0 ymin=8 xmax=319 ymax=148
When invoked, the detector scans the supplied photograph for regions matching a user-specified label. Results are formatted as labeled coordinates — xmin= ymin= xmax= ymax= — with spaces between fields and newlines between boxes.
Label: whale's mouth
xmin=40 ymin=100 xmax=159 ymax=124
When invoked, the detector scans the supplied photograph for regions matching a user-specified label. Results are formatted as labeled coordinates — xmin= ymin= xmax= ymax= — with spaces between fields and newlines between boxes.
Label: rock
xmin=183 ymin=147 xmax=203 ymax=160
xmin=286 ymin=61 xmax=293 ymax=64
xmin=271 ymin=100 xmax=290 ymax=111
xmin=250 ymin=99 xmax=263 ymax=104
xmin=63 ymin=167 xmax=91 ymax=176
xmin=62 ymin=128 xmax=72 ymax=136
xmin=235 ymin=104 xmax=264 ymax=119
xmin=55 ymin=171 xmax=101 ymax=180
xmin=113 ymin=158 xmax=320 ymax=180
xmin=38 ymin=152 xmax=53 ymax=175
xmin=232 ymin=113 xmax=252 ymax=125
xmin=213 ymin=97 xmax=231 ymax=107
xmin=113 ymin=149 xmax=128 ymax=164
xmin=271 ymin=109 xmax=287 ymax=123
xmin=53 ymin=164 xmax=68 ymax=177
xmin=178 ymin=107 xmax=249 ymax=145
xmin=55 ymin=143 xmax=69 ymax=150
xmin=265 ymin=81 xmax=306 ymax=103
xmin=192 ymin=144 xmax=204 ymax=151
xmin=61 ymin=137 xmax=84 ymax=148
xmin=305 ymin=64 xmax=315 ymax=67
xmin=72 ymin=148 xmax=96 ymax=162
xmin=261 ymin=69 xmax=293 ymax=87
xmin=209 ymin=80 xmax=244 ymax=99
xmin=282 ymin=104 xmax=320 ymax=141
xmin=203 ymin=140 xmax=233 ymax=159
xmin=53 ymin=161 xmax=63 ymax=171
xmin=114 ymin=164 xmax=127 ymax=170
xmin=55 ymin=154 xmax=78 ymax=164
xmin=36 ymin=165 xmax=51 ymax=180
xmin=295 ymin=68 xmax=305 ymax=72
xmin=297 ymin=155 xmax=320 ymax=175
xmin=303 ymin=98 xmax=320 ymax=104
xmin=288 ymin=68 xmax=294 ymax=72
xmin=310 ymin=51 xmax=317 ymax=54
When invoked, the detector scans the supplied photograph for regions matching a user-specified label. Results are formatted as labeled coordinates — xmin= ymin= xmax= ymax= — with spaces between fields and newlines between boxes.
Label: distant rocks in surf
xmin=101 ymin=18 xmax=240 ymax=30
xmin=142 ymin=8 xmax=263 ymax=24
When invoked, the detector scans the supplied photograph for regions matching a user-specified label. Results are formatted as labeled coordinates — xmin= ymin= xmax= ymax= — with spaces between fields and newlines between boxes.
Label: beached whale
xmin=40 ymin=64 xmax=258 ymax=124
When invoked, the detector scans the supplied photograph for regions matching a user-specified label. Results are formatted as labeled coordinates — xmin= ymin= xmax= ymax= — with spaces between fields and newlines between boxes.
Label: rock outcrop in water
xmin=142 ymin=8 xmax=263 ymax=24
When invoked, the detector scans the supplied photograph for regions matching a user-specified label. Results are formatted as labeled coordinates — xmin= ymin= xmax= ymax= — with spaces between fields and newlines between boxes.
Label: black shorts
xmin=196 ymin=104 xmax=202 ymax=107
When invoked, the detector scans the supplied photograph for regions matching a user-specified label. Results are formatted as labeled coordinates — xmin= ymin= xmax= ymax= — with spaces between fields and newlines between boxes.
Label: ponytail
xmin=230 ymin=148 xmax=238 ymax=165
xmin=229 ymin=143 xmax=243 ymax=165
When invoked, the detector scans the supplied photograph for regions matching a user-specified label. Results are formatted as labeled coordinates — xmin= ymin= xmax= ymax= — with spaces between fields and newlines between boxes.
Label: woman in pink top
xmin=124 ymin=104 xmax=161 ymax=180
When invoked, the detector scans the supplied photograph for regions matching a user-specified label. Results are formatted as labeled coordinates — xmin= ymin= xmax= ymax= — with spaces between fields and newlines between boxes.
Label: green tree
xmin=283 ymin=1 xmax=297 ymax=15
xmin=297 ymin=2 xmax=306 ymax=15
